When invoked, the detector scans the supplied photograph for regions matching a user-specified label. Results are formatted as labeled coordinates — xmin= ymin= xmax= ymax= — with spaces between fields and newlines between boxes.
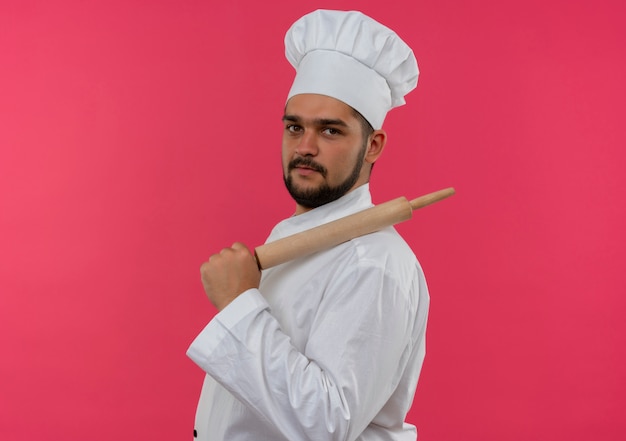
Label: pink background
xmin=1 ymin=0 xmax=625 ymax=439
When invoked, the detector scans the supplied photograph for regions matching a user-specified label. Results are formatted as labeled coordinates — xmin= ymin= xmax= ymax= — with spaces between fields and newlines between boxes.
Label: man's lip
xmin=294 ymin=166 xmax=319 ymax=175
xmin=292 ymin=163 xmax=321 ymax=171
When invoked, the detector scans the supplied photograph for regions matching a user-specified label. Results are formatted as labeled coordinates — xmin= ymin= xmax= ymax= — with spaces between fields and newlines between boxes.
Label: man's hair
xmin=351 ymin=107 xmax=377 ymax=173
xmin=351 ymin=108 xmax=374 ymax=141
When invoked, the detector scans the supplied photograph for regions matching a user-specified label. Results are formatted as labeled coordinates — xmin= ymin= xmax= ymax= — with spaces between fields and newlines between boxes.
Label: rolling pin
xmin=254 ymin=187 xmax=455 ymax=270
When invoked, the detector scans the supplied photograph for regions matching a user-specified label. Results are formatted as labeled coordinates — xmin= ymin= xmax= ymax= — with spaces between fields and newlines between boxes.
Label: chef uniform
xmin=188 ymin=9 xmax=428 ymax=441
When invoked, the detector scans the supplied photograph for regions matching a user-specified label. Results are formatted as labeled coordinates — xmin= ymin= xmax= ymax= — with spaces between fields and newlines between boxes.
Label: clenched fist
xmin=200 ymin=242 xmax=261 ymax=311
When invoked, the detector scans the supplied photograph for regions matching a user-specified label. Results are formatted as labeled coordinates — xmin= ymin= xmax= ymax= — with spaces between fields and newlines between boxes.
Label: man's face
xmin=282 ymin=94 xmax=371 ymax=214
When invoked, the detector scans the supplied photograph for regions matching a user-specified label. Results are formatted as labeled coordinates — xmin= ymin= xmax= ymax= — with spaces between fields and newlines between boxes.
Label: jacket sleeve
xmin=186 ymin=260 xmax=422 ymax=441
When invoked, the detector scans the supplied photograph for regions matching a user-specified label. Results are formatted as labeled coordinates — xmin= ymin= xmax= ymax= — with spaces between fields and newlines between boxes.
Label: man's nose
xmin=295 ymin=131 xmax=318 ymax=156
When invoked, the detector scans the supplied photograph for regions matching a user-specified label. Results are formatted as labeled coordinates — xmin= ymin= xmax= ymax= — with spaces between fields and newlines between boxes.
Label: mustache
xmin=288 ymin=157 xmax=327 ymax=177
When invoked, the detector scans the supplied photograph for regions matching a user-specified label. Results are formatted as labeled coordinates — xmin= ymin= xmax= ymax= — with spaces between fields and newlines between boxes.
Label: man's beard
xmin=283 ymin=144 xmax=367 ymax=209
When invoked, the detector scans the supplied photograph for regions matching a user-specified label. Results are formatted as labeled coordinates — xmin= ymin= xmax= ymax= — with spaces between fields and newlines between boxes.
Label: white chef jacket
xmin=187 ymin=184 xmax=430 ymax=441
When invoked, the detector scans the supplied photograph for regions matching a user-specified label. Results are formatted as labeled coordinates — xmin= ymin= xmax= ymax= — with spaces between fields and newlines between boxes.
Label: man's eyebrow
xmin=282 ymin=114 xmax=348 ymax=127
xmin=317 ymin=118 xmax=348 ymax=127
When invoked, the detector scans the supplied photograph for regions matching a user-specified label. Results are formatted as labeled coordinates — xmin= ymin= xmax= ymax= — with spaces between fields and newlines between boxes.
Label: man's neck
xmin=292 ymin=182 xmax=370 ymax=216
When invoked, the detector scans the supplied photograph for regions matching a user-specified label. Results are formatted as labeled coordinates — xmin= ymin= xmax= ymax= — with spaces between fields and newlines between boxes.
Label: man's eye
xmin=286 ymin=125 xmax=301 ymax=133
xmin=323 ymin=128 xmax=340 ymax=135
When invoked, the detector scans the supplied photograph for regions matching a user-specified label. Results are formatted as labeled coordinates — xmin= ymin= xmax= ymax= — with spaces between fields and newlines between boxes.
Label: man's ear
xmin=365 ymin=130 xmax=387 ymax=164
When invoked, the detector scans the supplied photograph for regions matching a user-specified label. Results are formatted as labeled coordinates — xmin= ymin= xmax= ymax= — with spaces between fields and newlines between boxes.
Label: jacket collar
xmin=266 ymin=184 xmax=373 ymax=242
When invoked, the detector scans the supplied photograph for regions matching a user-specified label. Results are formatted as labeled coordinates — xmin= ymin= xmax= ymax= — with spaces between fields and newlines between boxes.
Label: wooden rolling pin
xmin=254 ymin=187 xmax=455 ymax=270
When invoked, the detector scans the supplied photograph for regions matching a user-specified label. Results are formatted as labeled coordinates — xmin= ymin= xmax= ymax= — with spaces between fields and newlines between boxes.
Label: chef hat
xmin=285 ymin=9 xmax=419 ymax=129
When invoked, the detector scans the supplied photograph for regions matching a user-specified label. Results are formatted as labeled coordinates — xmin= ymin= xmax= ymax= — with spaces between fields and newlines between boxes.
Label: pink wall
xmin=1 ymin=0 xmax=624 ymax=439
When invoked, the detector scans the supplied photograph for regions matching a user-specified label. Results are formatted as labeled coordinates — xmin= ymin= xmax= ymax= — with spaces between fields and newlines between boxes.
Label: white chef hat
xmin=285 ymin=9 xmax=419 ymax=129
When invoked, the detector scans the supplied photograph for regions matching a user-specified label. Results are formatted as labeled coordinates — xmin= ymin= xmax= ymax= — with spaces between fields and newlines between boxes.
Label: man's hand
xmin=200 ymin=242 xmax=261 ymax=311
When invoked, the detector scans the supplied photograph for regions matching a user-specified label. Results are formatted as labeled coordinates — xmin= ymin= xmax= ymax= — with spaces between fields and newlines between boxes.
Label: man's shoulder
xmin=335 ymin=226 xmax=420 ymax=276
xmin=355 ymin=226 xmax=415 ymax=254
